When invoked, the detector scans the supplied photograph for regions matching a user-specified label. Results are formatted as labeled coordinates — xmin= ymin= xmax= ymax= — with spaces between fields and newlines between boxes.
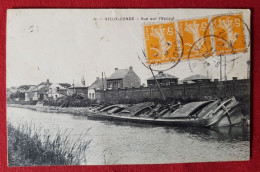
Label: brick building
xmin=67 ymin=83 xmax=88 ymax=95
xmin=182 ymin=74 xmax=211 ymax=83
xmin=147 ymin=71 xmax=178 ymax=87
xmin=47 ymin=83 xmax=67 ymax=100
xmin=106 ymin=66 xmax=141 ymax=90
xmin=88 ymin=77 xmax=106 ymax=99
xmin=26 ymin=79 xmax=51 ymax=101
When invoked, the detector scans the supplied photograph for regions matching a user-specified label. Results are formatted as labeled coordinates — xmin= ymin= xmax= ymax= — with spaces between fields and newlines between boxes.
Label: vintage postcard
xmin=6 ymin=9 xmax=251 ymax=166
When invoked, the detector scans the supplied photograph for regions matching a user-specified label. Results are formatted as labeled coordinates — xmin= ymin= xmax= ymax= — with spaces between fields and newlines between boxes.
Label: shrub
xmin=7 ymin=122 xmax=91 ymax=166
xmin=44 ymin=94 xmax=98 ymax=107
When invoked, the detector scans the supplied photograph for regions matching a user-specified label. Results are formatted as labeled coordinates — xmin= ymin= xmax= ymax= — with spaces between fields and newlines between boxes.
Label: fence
xmin=95 ymin=79 xmax=250 ymax=103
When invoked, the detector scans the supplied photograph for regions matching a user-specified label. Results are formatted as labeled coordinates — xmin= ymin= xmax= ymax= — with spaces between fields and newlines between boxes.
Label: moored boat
xmin=86 ymin=97 xmax=244 ymax=127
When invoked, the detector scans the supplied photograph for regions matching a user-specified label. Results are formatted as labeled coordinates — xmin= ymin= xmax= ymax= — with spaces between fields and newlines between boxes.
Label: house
xmin=106 ymin=66 xmax=141 ymax=90
xmin=67 ymin=83 xmax=88 ymax=95
xmin=16 ymin=85 xmax=33 ymax=100
xmin=88 ymin=77 xmax=106 ymax=99
xmin=47 ymin=83 xmax=67 ymax=100
xmin=147 ymin=71 xmax=178 ymax=87
xmin=8 ymin=87 xmax=18 ymax=100
xmin=182 ymin=74 xmax=211 ymax=83
xmin=6 ymin=88 xmax=13 ymax=101
xmin=67 ymin=76 xmax=88 ymax=96
xmin=25 ymin=85 xmax=36 ymax=101
xmin=30 ymin=79 xmax=51 ymax=101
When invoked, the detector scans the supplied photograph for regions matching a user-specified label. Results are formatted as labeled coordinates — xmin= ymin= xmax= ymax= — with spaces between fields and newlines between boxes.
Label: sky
xmin=6 ymin=9 xmax=251 ymax=88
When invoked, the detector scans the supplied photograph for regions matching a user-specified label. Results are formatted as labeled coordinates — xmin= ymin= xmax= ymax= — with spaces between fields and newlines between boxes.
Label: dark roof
xmin=59 ymin=83 xmax=71 ymax=88
xmin=183 ymin=75 xmax=210 ymax=81
xmin=9 ymin=87 xmax=17 ymax=94
xmin=147 ymin=71 xmax=178 ymax=80
xmin=68 ymin=83 xmax=87 ymax=88
xmin=7 ymin=88 xmax=13 ymax=93
xmin=31 ymin=82 xmax=52 ymax=94
xmin=108 ymin=69 xmax=130 ymax=80
xmin=25 ymin=85 xmax=37 ymax=93
xmin=49 ymin=83 xmax=67 ymax=90
xmin=17 ymin=85 xmax=33 ymax=89
xmin=37 ymin=85 xmax=50 ymax=94
xmin=89 ymin=78 xmax=106 ymax=89
xmin=17 ymin=85 xmax=34 ymax=92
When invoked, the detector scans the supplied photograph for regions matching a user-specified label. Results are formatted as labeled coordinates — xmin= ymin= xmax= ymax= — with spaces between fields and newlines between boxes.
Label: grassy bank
xmin=7 ymin=122 xmax=91 ymax=166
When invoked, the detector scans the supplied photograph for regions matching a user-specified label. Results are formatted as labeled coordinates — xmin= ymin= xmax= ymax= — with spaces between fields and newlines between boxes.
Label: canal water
xmin=7 ymin=107 xmax=250 ymax=165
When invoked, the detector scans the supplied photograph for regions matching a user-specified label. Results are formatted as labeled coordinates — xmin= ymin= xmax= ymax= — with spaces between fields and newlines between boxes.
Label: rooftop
xmin=108 ymin=66 xmax=133 ymax=80
xmin=89 ymin=77 xmax=106 ymax=89
xmin=25 ymin=85 xmax=37 ymax=93
xmin=147 ymin=71 xmax=178 ymax=80
xmin=17 ymin=85 xmax=34 ymax=92
xmin=183 ymin=74 xmax=210 ymax=81
xmin=49 ymin=83 xmax=67 ymax=90
xmin=69 ymin=82 xmax=88 ymax=88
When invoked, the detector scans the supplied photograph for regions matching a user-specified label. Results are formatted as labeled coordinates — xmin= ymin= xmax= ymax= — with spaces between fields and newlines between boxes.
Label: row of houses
xmin=7 ymin=80 xmax=71 ymax=102
xmin=7 ymin=66 xmax=212 ymax=102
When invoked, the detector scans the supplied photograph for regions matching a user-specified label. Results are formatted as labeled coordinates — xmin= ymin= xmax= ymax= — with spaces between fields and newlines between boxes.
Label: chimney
xmin=115 ymin=68 xmax=118 ymax=71
xmin=129 ymin=66 xmax=133 ymax=70
xmin=81 ymin=76 xmax=85 ymax=86
xmin=46 ymin=79 xmax=50 ymax=86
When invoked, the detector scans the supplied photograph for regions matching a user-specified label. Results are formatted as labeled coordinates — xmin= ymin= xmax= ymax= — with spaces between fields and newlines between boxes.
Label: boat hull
xmin=87 ymin=111 xmax=243 ymax=127
xmin=87 ymin=113 xmax=208 ymax=126
xmin=86 ymin=98 xmax=244 ymax=127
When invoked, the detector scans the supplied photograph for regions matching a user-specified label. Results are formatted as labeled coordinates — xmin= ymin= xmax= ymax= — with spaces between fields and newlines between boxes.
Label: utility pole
xmin=102 ymin=72 xmax=105 ymax=101
xmin=73 ymin=79 xmax=75 ymax=94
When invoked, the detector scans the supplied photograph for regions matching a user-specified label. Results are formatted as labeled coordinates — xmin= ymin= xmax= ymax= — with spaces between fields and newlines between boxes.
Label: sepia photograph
xmin=6 ymin=9 xmax=251 ymax=166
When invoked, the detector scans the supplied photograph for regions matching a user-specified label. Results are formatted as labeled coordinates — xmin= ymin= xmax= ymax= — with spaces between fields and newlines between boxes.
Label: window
xmin=108 ymin=82 xmax=113 ymax=88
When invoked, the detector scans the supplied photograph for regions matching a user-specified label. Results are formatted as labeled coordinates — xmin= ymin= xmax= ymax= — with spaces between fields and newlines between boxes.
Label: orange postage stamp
xmin=144 ymin=22 xmax=179 ymax=65
xmin=178 ymin=17 xmax=213 ymax=60
xmin=212 ymin=13 xmax=247 ymax=56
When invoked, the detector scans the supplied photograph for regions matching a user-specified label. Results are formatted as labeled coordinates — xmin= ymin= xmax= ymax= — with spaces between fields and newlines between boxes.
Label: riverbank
xmin=7 ymin=104 xmax=93 ymax=116
xmin=7 ymin=121 xmax=91 ymax=166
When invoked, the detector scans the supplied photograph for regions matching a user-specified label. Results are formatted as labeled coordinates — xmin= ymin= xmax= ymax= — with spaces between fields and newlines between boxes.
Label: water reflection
xmin=166 ymin=126 xmax=250 ymax=142
xmin=7 ymin=107 xmax=250 ymax=165
xmin=88 ymin=117 xmax=250 ymax=143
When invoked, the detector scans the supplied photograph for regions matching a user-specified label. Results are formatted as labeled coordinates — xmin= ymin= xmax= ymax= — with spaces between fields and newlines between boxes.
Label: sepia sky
xmin=6 ymin=9 xmax=251 ymax=88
